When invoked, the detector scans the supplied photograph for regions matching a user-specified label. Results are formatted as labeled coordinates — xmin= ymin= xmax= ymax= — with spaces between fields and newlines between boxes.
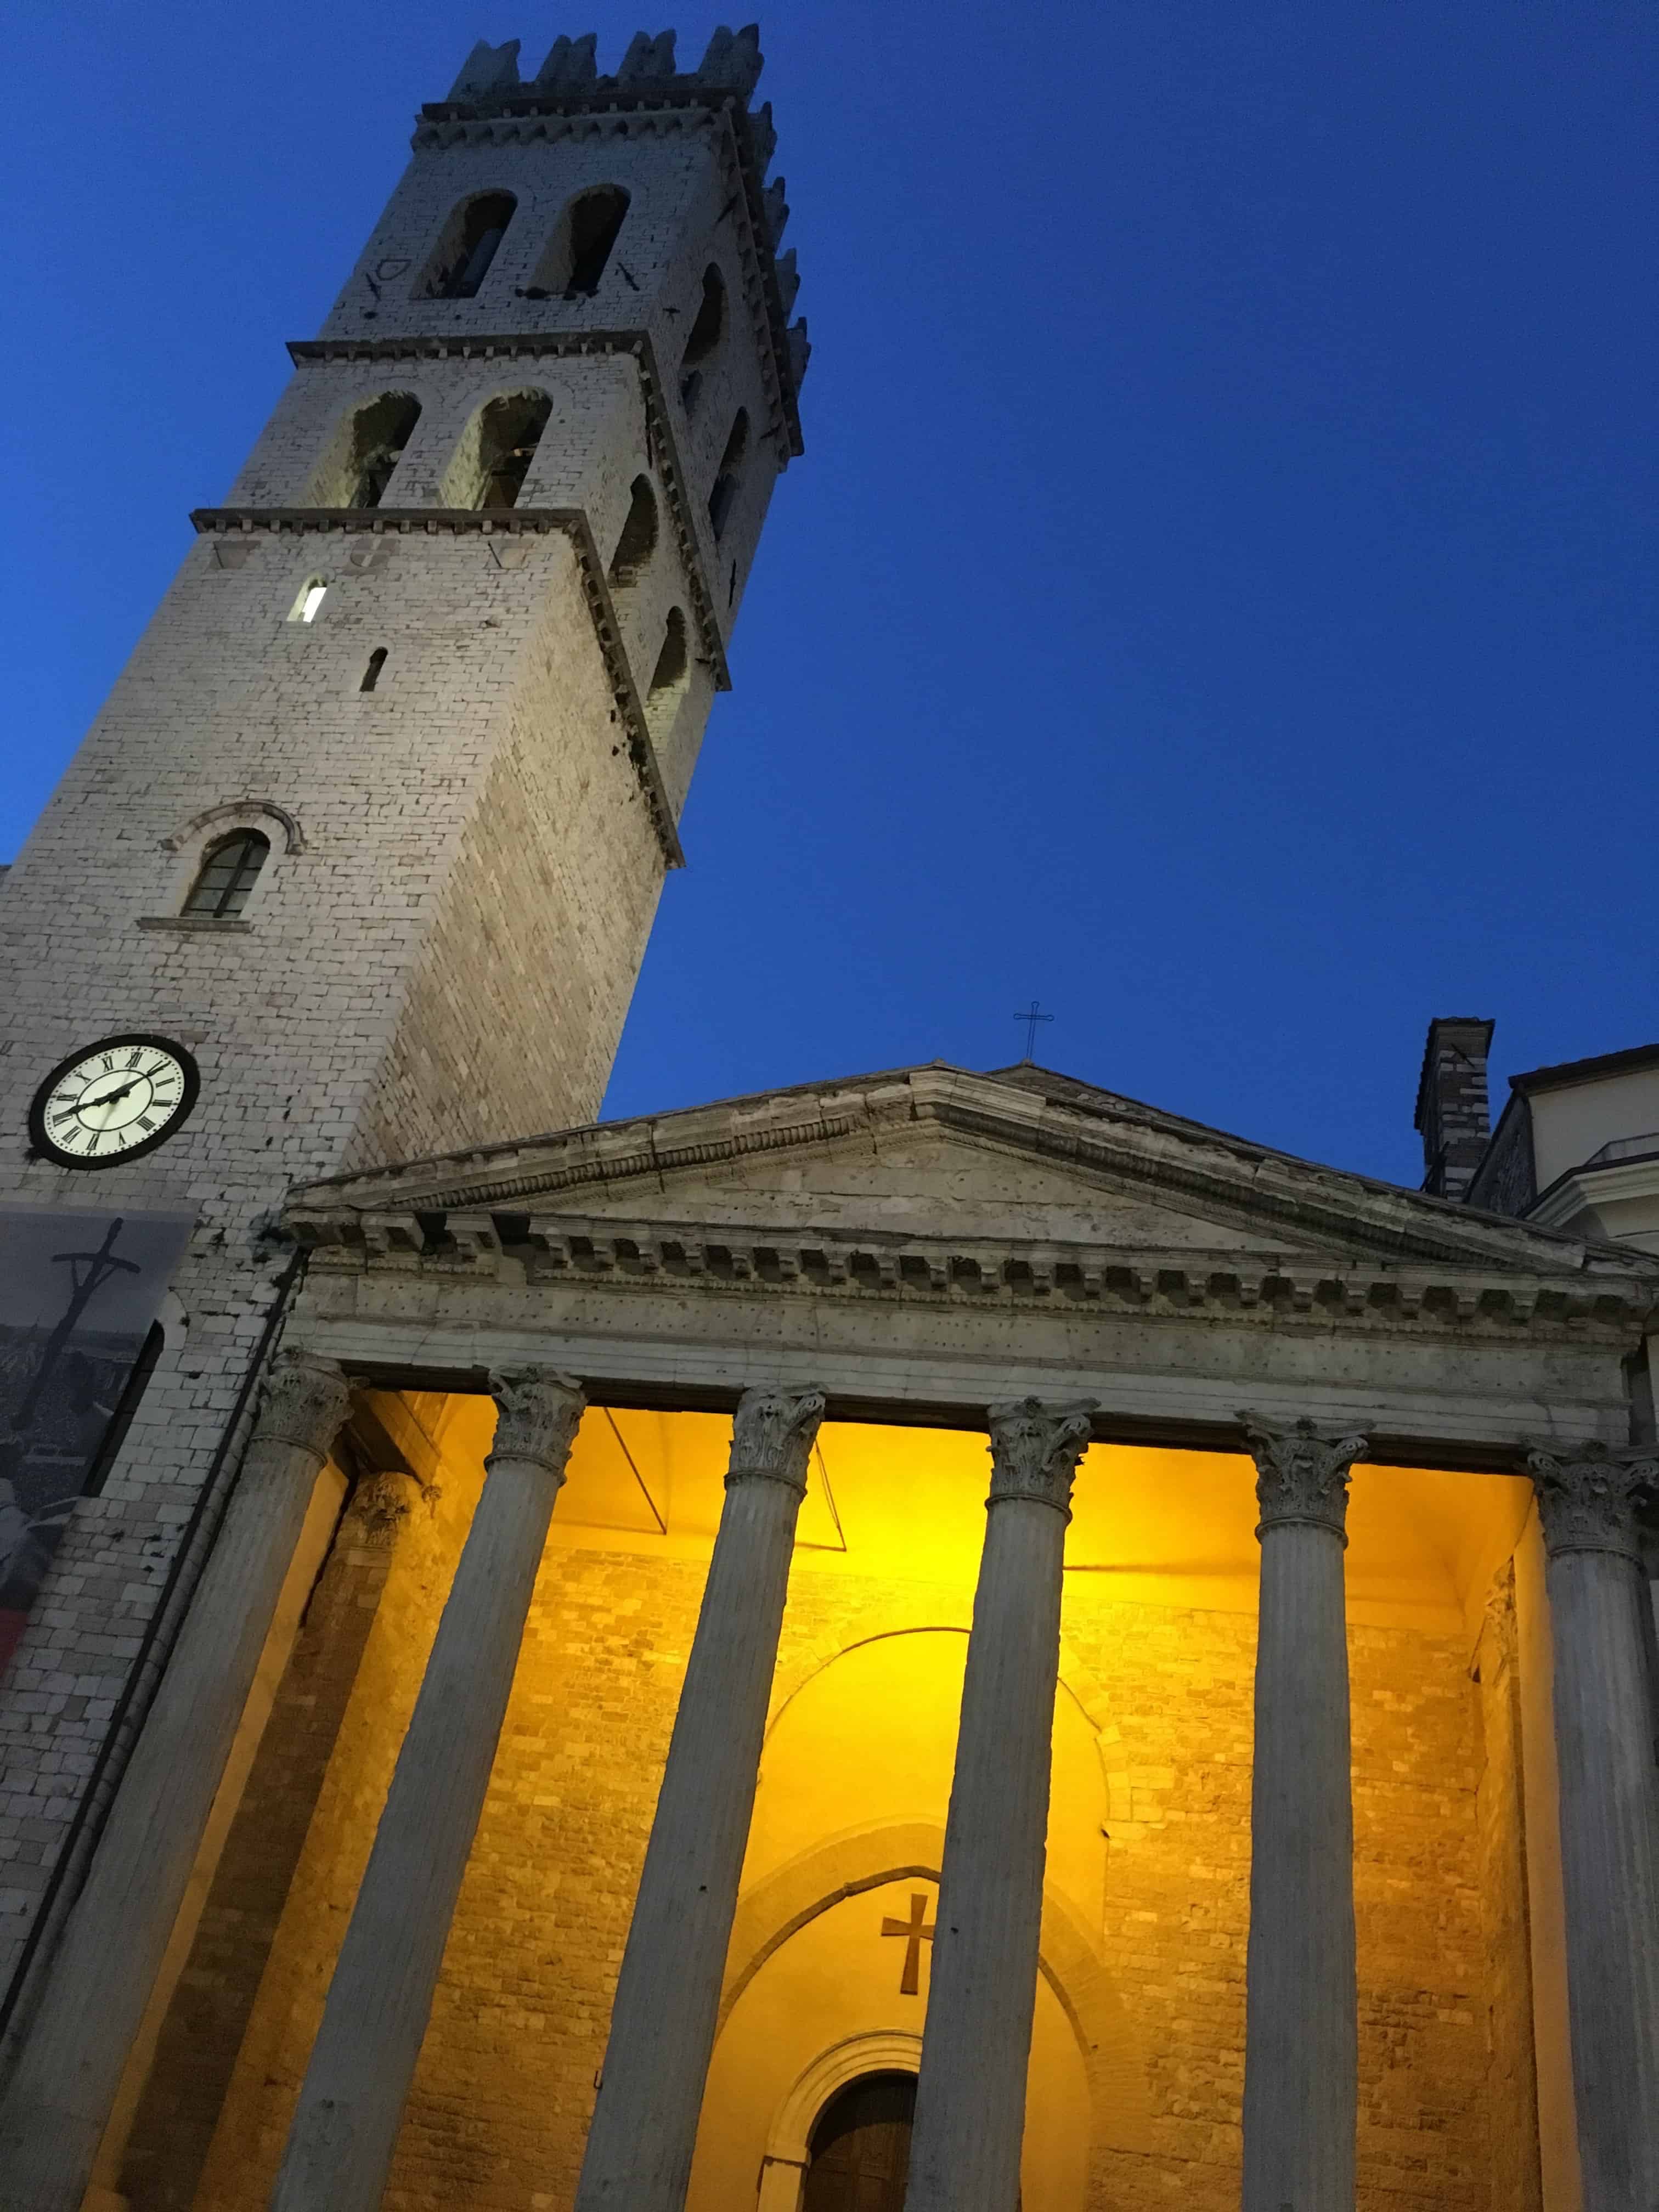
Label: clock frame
xmin=27 ymin=1033 xmax=201 ymax=1170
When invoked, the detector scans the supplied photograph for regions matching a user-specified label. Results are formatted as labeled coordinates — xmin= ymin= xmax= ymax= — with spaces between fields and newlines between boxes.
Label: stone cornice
xmin=283 ymin=1202 xmax=1656 ymax=1340
xmin=412 ymin=87 xmax=804 ymax=455
xmin=284 ymin=330 xmax=731 ymax=690
xmin=280 ymin=1064 xmax=1657 ymax=1288
xmin=190 ymin=504 xmax=684 ymax=870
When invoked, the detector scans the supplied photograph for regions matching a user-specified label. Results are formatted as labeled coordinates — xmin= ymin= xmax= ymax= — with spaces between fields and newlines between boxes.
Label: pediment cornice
xmin=286 ymin=1065 xmax=1659 ymax=1308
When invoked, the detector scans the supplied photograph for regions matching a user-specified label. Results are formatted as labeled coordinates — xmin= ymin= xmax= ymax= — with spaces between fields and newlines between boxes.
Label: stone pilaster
xmin=902 ymin=1395 xmax=1096 ymax=2212
xmin=268 ymin=1368 xmax=585 ymax=2212
xmin=0 ymin=1350 xmax=352 ymax=2212
xmin=1526 ymin=1441 xmax=1659 ymax=2212
xmin=1238 ymin=1411 xmax=1369 ymax=2212
xmin=573 ymin=1386 xmax=826 ymax=2212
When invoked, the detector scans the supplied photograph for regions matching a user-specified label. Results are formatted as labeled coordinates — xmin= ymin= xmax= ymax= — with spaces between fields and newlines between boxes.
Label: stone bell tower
xmin=0 ymin=19 xmax=805 ymax=1228
xmin=0 ymin=20 xmax=805 ymax=2047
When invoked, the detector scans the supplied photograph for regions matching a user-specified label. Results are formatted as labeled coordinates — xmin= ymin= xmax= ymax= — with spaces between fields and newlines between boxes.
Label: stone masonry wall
xmin=0 ymin=526 xmax=666 ymax=1984
xmin=310 ymin=120 xmax=786 ymax=636
xmin=150 ymin=1510 xmax=1500 ymax=2212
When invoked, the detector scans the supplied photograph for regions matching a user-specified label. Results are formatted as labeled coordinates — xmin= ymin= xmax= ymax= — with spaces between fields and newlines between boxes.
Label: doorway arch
xmin=802 ymin=2072 xmax=915 ymax=2212
xmin=759 ymin=2034 xmax=922 ymax=2212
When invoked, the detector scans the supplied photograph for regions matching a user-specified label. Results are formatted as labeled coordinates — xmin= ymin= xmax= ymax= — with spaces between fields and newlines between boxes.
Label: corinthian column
xmin=903 ymin=1395 xmax=1096 ymax=2212
xmin=0 ymin=1348 xmax=352 ymax=2212
xmin=1527 ymin=1441 xmax=1659 ymax=2212
xmin=269 ymin=1368 xmax=585 ymax=2212
xmin=574 ymin=1386 xmax=826 ymax=2212
xmin=1238 ymin=1411 xmax=1368 ymax=2212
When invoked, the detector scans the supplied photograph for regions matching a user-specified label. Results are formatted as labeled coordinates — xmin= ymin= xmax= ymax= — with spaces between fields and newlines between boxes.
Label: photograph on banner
xmin=0 ymin=1206 xmax=193 ymax=1671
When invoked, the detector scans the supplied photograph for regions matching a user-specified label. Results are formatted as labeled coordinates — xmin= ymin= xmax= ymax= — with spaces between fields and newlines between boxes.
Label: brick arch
xmin=718 ymin=1821 xmax=1155 ymax=2157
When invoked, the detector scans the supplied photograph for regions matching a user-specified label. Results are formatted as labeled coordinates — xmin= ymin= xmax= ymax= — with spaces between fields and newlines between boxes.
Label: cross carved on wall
xmin=881 ymin=1892 xmax=936 ymax=1995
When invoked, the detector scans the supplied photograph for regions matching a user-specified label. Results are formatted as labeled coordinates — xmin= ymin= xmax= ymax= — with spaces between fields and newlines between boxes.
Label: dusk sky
xmin=3 ymin=4 xmax=1654 ymax=1187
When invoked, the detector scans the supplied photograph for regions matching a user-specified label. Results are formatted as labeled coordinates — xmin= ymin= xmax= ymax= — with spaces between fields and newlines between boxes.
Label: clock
xmin=28 ymin=1034 xmax=200 ymax=1170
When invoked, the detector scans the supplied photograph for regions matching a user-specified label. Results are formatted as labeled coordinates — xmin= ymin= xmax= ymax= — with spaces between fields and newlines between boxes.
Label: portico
xmin=13 ymin=1062 xmax=1658 ymax=2212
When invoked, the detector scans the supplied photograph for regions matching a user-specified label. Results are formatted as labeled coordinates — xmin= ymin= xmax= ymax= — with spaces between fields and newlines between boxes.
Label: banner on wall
xmin=0 ymin=1206 xmax=194 ymax=1674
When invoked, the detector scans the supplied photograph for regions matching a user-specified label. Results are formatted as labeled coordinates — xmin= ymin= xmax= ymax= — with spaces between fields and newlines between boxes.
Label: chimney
xmin=1414 ymin=1018 xmax=1495 ymax=1201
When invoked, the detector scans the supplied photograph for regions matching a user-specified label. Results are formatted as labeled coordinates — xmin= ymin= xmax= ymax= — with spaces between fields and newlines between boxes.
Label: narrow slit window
xmin=290 ymin=578 xmax=327 ymax=623
xmin=183 ymin=830 xmax=270 ymax=919
xmin=360 ymin=647 xmax=388 ymax=692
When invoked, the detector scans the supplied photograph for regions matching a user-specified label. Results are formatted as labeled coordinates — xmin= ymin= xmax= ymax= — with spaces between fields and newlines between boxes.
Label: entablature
xmin=289 ymin=1202 xmax=1656 ymax=1342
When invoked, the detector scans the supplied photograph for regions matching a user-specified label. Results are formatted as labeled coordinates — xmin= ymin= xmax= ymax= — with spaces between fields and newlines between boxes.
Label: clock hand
xmin=76 ymin=1079 xmax=141 ymax=1116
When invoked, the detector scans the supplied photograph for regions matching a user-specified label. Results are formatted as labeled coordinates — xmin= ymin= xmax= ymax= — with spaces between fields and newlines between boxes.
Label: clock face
xmin=28 ymin=1034 xmax=200 ymax=1170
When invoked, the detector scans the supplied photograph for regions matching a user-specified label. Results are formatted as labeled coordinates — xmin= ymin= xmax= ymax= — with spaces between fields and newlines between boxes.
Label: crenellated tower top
xmin=416 ymin=24 xmax=806 ymax=452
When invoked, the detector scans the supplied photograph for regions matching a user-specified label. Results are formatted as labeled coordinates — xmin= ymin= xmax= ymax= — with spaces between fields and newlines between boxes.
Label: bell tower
xmin=0 ymin=20 xmax=806 ymax=1219
xmin=0 ymin=23 xmax=805 ymax=2007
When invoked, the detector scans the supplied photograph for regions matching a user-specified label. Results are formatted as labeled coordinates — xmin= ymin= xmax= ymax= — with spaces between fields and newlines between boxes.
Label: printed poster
xmin=0 ymin=1206 xmax=193 ymax=1674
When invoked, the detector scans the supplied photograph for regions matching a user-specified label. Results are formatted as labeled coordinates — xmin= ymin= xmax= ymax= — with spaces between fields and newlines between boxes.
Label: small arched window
xmin=183 ymin=830 xmax=269 ymax=919
xmin=289 ymin=577 xmax=327 ymax=623
xmin=648 ymin=608 xmax=689 ymax=703
xmin=679 ymin=266 xmax=727 ymax=413
xmin=708 ymin=409 xmax=749 ymax=541
xmin=360 ymin=647 xmax=388 ymax=693
xmin=419 ymin=191 xmax=517 ymax=300
xmin=473 ymin=391 xmax=553 ymax=509
xmin=608 ymin=476 xmax=659 ymax=586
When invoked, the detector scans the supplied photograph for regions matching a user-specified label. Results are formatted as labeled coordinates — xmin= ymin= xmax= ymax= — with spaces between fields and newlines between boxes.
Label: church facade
xmin=1 ymin=28 xmax=1657 ymax=2212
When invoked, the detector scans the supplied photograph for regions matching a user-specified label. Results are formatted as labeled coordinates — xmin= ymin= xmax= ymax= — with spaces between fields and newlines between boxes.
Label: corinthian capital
xmin=1526 ymin=1441 xmax=1659 ymax=1565
xmin=1239 ymin=1412 xmax=1369 ymax=1543
xmin=487 ymin=1369 xmax=586 ymax=1480
xmin=726 ymin=1387 xmax=827 ymax=1497
xmin=985 ymin=1396 xmax=1097 ymax=1517
xmin=253 ymin=1350 xmax=352 ymax=1462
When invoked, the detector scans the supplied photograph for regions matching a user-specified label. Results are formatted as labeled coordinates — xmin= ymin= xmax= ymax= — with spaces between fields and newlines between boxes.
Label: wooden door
xmin=801 ymin=2072 xmax=916 ymax=2212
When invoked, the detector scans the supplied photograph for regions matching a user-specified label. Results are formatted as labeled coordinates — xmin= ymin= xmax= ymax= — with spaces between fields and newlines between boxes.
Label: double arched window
xmin=418 ymin=192 xmax=517 ymax=300
xmin=647 ymin=610 xmax=691 ymax=723
xmin=310 ymin=392 xmax=421 ymax=510
xmin=183 ymin=831 xmax=269 ymax=919
xmin=608 ymin=476 xmax=659 ymax=586
xmin=527 ymin=187 xmax=631 ymax=302
xmin=708 ymin=410 xmax=749 ymax=541
xmin=472 ymin=392 xmax=553 ymax=509
xmin=678 ymin=265 xmax=727 ymax=415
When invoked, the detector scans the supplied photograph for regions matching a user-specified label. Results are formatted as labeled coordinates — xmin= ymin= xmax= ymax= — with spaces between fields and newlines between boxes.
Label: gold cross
xmin=881 ymin=1892 xmax=936 ymax=1995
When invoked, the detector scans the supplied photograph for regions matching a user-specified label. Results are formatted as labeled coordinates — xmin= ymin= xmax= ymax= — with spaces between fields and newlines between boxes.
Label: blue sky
xmin=3 ymin=4 xmax=1654 ymax=1186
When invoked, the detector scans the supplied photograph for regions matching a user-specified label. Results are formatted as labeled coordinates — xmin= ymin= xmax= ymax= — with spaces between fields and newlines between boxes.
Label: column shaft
xmin=268 ymin=1368 xmax=585 ymax=2212
xmin=0 ymin=1350 xmax=352 ymax=2212
xmin=903 ymin=1396 xmax=1094 ymax=2212
xmin=1239 ymin=1413 xmax=1367 ymax=2212
xmin=573 ymin=1386 xmax=825 ymax=2212
xmin=1529 ymin=1444 xmax=1659 ymax=2212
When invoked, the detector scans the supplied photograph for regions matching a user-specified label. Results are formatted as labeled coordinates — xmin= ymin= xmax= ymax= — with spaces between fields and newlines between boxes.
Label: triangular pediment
xmin=287 ymin=1062 xmax=1658 ymax=1291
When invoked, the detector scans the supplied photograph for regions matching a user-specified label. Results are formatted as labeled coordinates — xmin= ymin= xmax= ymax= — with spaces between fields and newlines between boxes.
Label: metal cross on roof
xmin=1012 ymin=1000 xmax=1053 ymax=1061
